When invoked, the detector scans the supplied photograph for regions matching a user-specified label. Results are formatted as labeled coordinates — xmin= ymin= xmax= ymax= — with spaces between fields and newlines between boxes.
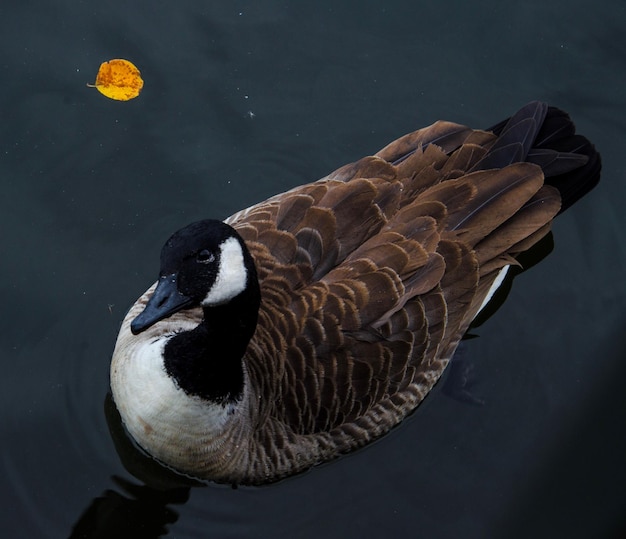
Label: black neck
xmin=162 ymin=279 xmax=260 ymax=403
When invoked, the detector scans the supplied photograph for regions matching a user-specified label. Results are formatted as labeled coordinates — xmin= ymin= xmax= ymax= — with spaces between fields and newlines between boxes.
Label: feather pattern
xmin=110 ymin=102 xmax=600 ymax=485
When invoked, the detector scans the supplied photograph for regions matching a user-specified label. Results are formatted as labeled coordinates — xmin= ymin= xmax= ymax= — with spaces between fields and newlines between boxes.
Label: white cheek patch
xmin=202 ymin=236 xmax=248 ymax=306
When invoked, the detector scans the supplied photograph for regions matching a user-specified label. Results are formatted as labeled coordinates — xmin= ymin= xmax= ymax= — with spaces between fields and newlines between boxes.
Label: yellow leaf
xmin=87 ymin=59 xmax=144 ymax=101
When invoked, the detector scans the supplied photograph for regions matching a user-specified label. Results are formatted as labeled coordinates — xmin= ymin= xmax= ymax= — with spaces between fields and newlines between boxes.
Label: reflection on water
xmin=70 ymin=477 xmax=188 ymax=539
xmin=69 ymin=395 xmax=194 ymax=538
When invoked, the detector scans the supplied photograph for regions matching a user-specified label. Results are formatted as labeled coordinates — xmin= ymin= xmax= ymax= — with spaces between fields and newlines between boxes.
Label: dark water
xmin=2 ymin=1 xmax=625 ymax=537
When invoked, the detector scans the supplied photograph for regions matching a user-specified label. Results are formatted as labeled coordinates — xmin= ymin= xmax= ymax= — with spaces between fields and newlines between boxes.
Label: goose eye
xmin=196 ymin=250 xmax=215 ymax=264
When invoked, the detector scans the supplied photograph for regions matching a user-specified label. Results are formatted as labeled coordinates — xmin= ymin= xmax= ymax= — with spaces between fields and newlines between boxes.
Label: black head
xmin=130 ymin=219 xmax=256 ymax=334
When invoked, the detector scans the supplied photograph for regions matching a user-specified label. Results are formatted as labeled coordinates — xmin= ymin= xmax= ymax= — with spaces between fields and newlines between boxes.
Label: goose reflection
xmin=68 ymin=394 xmax=197 ymax=539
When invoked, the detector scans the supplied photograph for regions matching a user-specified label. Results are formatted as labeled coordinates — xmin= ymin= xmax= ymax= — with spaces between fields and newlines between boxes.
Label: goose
xmin=110 ymin=102 xmax=600 ymax=485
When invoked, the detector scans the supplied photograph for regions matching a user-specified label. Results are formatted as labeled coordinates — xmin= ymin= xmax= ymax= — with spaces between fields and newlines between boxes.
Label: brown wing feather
xmin=225 ymin=107 xmax=593 ymax=462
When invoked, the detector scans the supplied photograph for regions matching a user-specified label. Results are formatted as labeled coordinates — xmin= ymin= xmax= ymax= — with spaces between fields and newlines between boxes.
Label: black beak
xmin=130 ymin=273 xmax=194 ymax=335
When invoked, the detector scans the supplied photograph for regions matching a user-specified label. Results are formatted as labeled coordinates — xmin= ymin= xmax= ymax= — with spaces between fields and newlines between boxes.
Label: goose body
xmin=110 ymin=102 xmax=600 ymax=485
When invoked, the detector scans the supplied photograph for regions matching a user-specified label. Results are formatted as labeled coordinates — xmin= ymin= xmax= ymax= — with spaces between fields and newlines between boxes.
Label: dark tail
xmin=478 ymin=101 xmax=601 ymax=213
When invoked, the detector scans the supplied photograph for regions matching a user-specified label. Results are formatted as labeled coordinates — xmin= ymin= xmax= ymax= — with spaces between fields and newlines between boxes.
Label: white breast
xmin=110 ymin=300 xmax=242 ymax=471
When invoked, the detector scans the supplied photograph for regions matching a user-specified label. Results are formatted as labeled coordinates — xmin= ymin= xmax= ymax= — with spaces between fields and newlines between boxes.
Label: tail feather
xmin=525 ymin=148 xmax=588 ymax=177
xmin=473 ymin=101 xmax=549 ymax=171
xmin=486 ymin=102 xmax=601 ymax=213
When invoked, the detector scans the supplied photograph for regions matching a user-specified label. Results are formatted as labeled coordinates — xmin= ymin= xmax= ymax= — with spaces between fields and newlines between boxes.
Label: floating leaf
xmin=87 ymin=59 xmax=144 ymax=101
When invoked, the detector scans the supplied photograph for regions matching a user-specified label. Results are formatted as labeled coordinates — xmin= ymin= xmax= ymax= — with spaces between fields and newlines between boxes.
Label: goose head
xmin=111 ymin=221 xmax=262 ymax=478
xmin=130 ymin=219 xmax=260 ymax=336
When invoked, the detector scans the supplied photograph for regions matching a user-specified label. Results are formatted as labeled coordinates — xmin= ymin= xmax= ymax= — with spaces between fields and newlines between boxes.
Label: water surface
xmin=1 ymin=1 xmax=625 ymax=537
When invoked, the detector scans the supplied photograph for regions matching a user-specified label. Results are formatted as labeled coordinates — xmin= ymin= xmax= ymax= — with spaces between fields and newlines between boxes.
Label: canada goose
xmin=110 ymin=102 xmax=600 ymax=485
